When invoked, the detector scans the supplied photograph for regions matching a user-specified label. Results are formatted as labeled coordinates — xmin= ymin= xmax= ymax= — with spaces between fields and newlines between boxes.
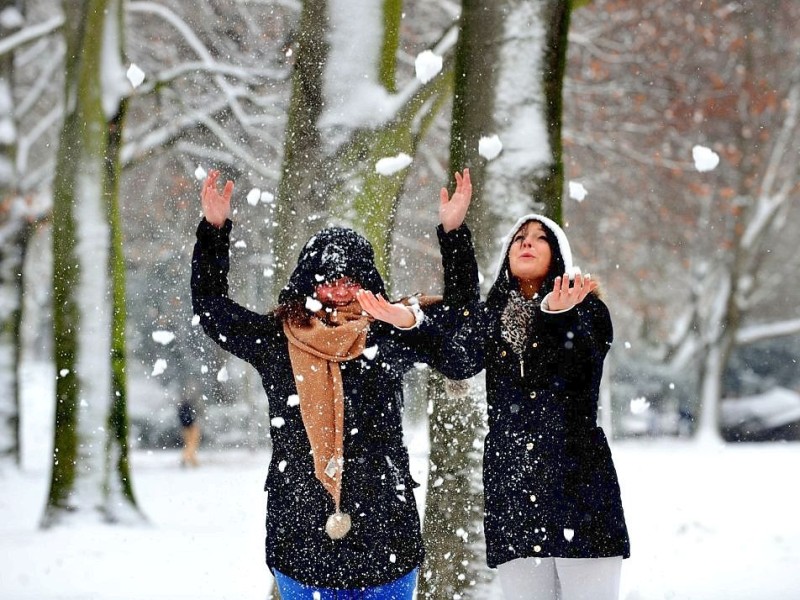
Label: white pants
xmin=497 ymin=556 xmax=622 ymax=600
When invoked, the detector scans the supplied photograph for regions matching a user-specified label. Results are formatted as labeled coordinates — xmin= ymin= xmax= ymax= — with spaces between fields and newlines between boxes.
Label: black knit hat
xmin=278 ymin=227 xmax=387 ymax=304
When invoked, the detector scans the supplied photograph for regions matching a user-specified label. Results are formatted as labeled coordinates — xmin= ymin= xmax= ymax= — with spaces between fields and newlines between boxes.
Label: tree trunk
xmin=452 ymin=0 xmax=571 ymax=270
xmin=271 ymin=0 xmax=453 ymax=299
xmin=43 ymin=0 xmax=142 ymax=526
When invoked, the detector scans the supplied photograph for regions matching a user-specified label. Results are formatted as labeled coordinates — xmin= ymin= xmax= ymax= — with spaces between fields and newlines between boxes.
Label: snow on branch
xmin=736 ymin=318 xmax=800 ymax=346
xmin=0 ymin=15 xmax=64 ymax=57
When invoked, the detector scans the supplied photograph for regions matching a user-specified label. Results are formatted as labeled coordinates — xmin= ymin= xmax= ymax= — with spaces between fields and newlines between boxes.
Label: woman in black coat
xmin=191 ymin=170 xmax=479 ymax=598
xmin=439 ymin=170 xmax=630 ymax=600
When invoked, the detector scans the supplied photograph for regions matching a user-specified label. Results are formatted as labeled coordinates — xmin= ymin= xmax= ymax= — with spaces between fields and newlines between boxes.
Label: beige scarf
xmin=283 ymin=301 xmax=371 ymax=534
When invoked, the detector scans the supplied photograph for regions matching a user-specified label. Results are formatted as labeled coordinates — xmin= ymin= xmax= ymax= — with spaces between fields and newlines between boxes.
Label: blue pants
xmin=273 ymin=568 xmax=418 ymax=600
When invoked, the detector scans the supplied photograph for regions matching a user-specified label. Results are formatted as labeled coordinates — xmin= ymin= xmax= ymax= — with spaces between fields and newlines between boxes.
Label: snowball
xmin=151 ymin=359 xmax=167 ymax=377
xmin=568 ymin=181 xmax=588 ymax=202
xmin=0 ymin=7 xmax=25 ymax=28
xmin=200 ymin=365 xmax=208 ymax=374
xmin=375 ymin=153 xmax=413 ymax=176
xmin=59 ymin=369 xmax=70 ymax=378
xmin=191 ymin=314 xmax=201 ymax=326
xmin=260 ymin=191 xmax=275 ymax=204
xmin=624 ymin=341 xmax=632 ymax=349
xmin=478 ymin=135 xmax=503 ymax=160
xmin=692 ymin=145 xmax=720 ymax=172
xmin=278 ymin=460 xmax=287 ymax=472
xmin=363 ymin=345 xmax=378 ymax=360
xmin=216 ymin=366 xmax=229 ymax=382
xmin=246 ymin=188 xmax=261 ymax=206
xmin=564 ymin=528 xmax=575 ymax=542
xmin=630 ymin=397 xmax=650 ymax=415
xmin=305 ymin=297 xmax=323 ymax=312
xmin=194 ymin=165 xmax=207 ymax=180
xmin=350 ymin=428 xmax=359 ymax=435
xmin=315 ymin=274 xmax=325 ymax=282
xmin=271 ymin=417 xmax=285 ymax=428
xmin=234 ymin=240 xmax=247 ymax=248
xmin=389 ymin=553 xmax=397 ymax=563
xmin=432 ymin=477 xmax=444 ymax=488
xmin=263 ymin=268 xmax=274 ymax=278
xmin=414 ymin=50 xmax=443 ymax=83
xmin=151 ymin=330 xmax=175 ymax=345
xmin=126 ymin=63 xmax=145 ymax=88
xmin=287 ymin=394 xmax=300 ymax=407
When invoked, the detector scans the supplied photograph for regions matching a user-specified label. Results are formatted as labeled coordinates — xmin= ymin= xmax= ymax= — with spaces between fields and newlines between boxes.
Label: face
xmin=508 ymin=221 xmax=553 ymax=286
xmin=315 ymin=277 xmax=362 ymax=306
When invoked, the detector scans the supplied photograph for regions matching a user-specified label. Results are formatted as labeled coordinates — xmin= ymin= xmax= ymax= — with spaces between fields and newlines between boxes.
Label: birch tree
xmin=420 ymin=2 xmax=573 ymax=597
xmin=43 ymin=0 xmax=142 ymax=526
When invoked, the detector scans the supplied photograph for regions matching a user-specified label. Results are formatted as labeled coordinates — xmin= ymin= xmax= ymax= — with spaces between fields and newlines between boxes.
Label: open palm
xmin=201 ymin=169 xmax=234 ymax=228
xmin=439 ymin=168 xmax=472 ymax=233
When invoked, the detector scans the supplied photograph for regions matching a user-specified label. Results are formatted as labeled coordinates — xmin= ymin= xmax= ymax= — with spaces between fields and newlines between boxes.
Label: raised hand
xmin=547 ymin=273 xmax=598 ymax=311
xmin=439 ymin=168 xmax=472 ymax=233
xmin=201 ymin=169 xmax=234 ymax=228
xmin=356 ymin=290 xmax=416 ymax=329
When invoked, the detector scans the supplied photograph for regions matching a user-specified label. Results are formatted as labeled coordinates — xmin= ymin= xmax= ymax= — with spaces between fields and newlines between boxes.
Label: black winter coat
xmin=437 ymin=225 xmax=630 ymax=568
xmin=191 ymin=219 xmax=479 ymax=589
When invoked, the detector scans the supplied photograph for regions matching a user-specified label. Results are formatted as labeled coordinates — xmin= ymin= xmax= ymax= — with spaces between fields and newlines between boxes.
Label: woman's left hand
xmin=547 ymin=273 xmax=598 ymax=311
xmin=357 ymin=290 xmax=416 ymax=328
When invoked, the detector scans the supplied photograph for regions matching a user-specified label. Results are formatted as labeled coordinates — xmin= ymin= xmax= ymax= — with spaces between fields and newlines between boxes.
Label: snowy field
xmin=2 ymin=439 xmax=799 ymax=600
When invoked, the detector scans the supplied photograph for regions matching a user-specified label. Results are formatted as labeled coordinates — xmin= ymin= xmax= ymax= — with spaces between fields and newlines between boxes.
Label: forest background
xmin=1 ymin=0 xmax=799 ymax=598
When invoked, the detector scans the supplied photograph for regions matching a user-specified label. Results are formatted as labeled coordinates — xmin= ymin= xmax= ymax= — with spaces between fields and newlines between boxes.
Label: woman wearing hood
xmin=191 ymin=170 xmax=479 ymax=598
xmin=439 ymin=170 xmax=630 ymax=600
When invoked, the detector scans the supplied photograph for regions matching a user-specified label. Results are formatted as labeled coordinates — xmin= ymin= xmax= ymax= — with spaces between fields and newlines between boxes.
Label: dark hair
xmin=486 ymin=219 xmax=566 ymax=312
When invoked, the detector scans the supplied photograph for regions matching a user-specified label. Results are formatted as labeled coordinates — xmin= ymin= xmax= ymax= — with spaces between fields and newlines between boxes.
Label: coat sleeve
xmin=380 ymin=224 xmax=484 ymax=380
xmin=538 ymin=294 xmax=613 ymax=389
xmin=191 ymin=218 xmax=278 ymax=363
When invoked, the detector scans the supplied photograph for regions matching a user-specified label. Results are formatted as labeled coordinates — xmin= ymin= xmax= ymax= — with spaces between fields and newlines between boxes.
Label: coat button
xmin=500 ymin=350 xmax=507 ymax=357
xmin=529 ymin=391 xmax=537 ymax=399
xmin=463 ymin=308 xmax=470 ymax=316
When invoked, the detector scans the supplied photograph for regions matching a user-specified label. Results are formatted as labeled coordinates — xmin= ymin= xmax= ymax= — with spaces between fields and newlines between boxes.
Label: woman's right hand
xmin=439 ymin=168 xmax=471 ymax=233
xmin=201 ymin=169 xmax=234 ymax=228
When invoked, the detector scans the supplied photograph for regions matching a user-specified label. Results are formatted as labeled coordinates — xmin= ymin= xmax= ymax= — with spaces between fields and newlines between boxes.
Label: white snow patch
xmin=478 ymin=135 xmax=503 ymax=160
xmin=216 ymin=366 xmax=229 ymax=382
xmin=564 ymin=528 xmax=575 ymax=542
xmin=246 ymin=188 xmax=261 ymax=206
xmin=194 ymin=165 xmax=207 ymax=181
xmin=270 ymin=417 xmax=285 ymax=429
xmin=692 ymin=144 xmax=720 ymax=172
xmin=260 ymin=191 xmax=275 ymax=204
xmin=278 ymin=460 xmax=288 ymax=472
xmin=126 ymin=63 xmax=145 ymax=88
xmin=0 ymin=7 xmax=25 ymax=28
xmin=151 ymin=359 xmax=167 ymax=377
xmin=375 ymin=153 xmax=412 ymax=176
xmin=362 ymin=345 xmax=378 ymax=360
xmin=151 ymin=330 xmax=175 ymax=346
xmin=287 ymin=394 xmax=300 ymax=407
xmin=414 ymin=50 xmax=443 ymax=83
xmin=630 ymin=397 xmax=650 ymax=415
xmin=59 ymin=369 xmax=70 ymax=378
xmin=305 ymin=297 xmax=323 ymax=313
xmin=568 ymin=181 xmax=588 ymax=202
xmin=200 ymin=365 xmax=208 ymax=374
xmin=234 ymin=240 xmax=247 ymax=249
xmin=191 ymin=314 xmax=201 ymax=326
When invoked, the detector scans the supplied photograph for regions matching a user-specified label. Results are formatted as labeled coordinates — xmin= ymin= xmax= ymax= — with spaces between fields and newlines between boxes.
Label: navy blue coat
xmin=479 ymin=294 xmax=630 ymax=566
xmin=191 ymin=219 xmax=479 ymax=588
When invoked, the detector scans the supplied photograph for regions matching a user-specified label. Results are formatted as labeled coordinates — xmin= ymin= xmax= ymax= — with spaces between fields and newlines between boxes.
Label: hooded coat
xmin=190 ymin=219 xmax=479 ymax=589
xmin=447 ymin=216 xmax=630 ymax=568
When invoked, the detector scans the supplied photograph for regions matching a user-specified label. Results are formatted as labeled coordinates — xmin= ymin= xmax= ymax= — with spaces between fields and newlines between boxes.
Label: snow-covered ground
xmin=2 ymin=439 xmax=799 ymax=599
